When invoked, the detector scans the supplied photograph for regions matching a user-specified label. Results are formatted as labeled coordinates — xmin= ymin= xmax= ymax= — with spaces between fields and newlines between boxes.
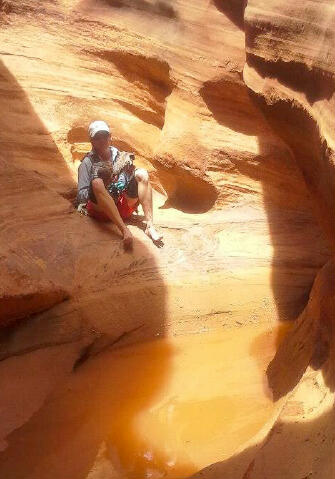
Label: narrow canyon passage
xmin=0 ymin=0 xmax=334 ymax=478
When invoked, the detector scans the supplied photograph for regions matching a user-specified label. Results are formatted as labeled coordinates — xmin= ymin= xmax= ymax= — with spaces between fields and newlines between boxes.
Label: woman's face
xmin=91 ymin=131 xmax=111 ymax=155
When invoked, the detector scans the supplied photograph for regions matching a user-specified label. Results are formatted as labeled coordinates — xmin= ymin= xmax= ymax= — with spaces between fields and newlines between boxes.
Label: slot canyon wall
xmin=0 ymin=0 xmax=334 ymax=478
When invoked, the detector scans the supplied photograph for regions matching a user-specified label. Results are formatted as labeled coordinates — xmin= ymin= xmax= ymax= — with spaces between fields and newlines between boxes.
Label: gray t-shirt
xmin=76 ymin=146 xmax=120 ymax=205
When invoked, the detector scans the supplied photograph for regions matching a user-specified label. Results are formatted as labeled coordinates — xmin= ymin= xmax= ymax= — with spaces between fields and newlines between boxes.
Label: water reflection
xmin=0 ymin=324 xmax=284 ymax=479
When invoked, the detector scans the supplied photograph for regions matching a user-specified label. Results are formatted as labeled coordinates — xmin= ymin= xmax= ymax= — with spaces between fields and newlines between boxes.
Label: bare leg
xmin=134 ymin=169 xmax=163 ymax=242
xmin=91 ymin=178 xmax=133 ymax=249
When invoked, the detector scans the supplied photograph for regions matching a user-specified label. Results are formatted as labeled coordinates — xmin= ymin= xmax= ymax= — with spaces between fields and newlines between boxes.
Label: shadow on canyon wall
xmin=199 ymin=77 xmax=330 ymax=323
xmin=84 ymin=49 xmax=175 ymax=129
xmin=0 ymin=59 xmax=75 ymax=200
xmin=79 ymin=0 xmax=179 ymax=20
xmin=212 ymin=0 xmax=246 ymax=30
xmin=197 ymin=80 xmax=334 ymax=476
xmin=247 ymin=53 xmax=335 ymax=104
xmin=193 ymin=0 xmax=334 ymax=475
xmin=0 ymin=58 xmax=78 ymax=326
xmin=244 ymin=38 xmax=334 ymax=399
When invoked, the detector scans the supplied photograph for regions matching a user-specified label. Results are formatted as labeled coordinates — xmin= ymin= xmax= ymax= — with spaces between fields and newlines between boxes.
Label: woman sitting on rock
xmin=76 ymin=120 xmax=163 ymax=249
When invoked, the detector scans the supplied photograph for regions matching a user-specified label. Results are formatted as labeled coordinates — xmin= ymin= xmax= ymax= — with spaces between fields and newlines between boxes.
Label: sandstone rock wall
xmin=0 ymin=1 xmax=334 ymax=477
xmin=0 ymin=0 xmax=331 ymax=331
xmin=244 ymin=0 xmax=335 ymax=248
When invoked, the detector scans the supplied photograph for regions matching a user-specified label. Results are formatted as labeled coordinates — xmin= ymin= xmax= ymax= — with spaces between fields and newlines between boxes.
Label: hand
xmin=122 ymin=227 xmax=134 ymax=250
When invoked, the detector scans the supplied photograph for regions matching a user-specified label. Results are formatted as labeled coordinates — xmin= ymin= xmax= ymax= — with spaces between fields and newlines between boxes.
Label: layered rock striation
xmin=0 ymin=0 xmax=334 ymax=478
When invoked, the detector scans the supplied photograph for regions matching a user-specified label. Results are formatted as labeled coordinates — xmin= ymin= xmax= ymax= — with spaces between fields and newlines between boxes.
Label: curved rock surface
xmin=0 ymin=1 xmax=334 ymax=478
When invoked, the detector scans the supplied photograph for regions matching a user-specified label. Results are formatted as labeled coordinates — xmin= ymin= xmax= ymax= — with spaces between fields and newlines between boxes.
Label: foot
xmin=122 ymin=228 xmax=133 ymax=250
xmin=145 ymin=224 xmax=163 ymax=242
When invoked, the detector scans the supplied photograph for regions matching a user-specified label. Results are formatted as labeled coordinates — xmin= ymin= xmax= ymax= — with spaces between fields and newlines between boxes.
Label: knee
xmin=135 ymin=168 xmax=149 ymax=183
xmin=91 ymin=178 xmax=106 ymax=195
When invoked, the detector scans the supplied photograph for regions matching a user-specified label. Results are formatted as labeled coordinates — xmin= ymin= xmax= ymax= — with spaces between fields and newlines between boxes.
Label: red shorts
xmin=86 ymin=194 xmax=138 ymax=221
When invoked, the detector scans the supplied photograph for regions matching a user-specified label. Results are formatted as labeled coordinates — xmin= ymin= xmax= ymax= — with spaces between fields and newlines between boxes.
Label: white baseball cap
xmin=88 ymin=120 xmax=110 ymax=138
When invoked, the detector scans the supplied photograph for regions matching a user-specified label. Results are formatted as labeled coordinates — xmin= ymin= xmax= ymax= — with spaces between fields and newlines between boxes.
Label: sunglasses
xmin=93 ymin=131 xmax=110 ymax=140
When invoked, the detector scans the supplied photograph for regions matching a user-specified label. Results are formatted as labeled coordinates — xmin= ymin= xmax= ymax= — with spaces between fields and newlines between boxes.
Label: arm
xmin=77 ymin=157 xmax=92 ymax=204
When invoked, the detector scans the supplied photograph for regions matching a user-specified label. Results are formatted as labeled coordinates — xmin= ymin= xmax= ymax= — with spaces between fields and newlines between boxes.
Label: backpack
xmin=107 ymin=151 xmax=136 ymax=201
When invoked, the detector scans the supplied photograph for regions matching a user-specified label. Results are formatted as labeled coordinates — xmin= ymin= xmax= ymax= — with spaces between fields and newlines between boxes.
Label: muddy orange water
xmin=0 ymin=323 xmax=289 ymax=479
